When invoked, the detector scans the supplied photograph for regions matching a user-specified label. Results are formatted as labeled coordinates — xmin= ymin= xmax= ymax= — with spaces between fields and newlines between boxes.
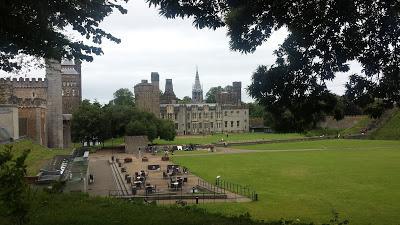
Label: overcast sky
xmin=1 ymin=1 xmax=362 ymax=103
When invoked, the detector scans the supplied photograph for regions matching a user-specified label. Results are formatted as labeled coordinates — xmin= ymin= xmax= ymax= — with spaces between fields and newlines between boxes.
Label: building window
xmin=62 ymin=89 xmax=64 ymax=96
xmin=224 ymin=121 xmax=227 ymax=128
xmin=187 ymin=123 xmax=190 ymax=129
xmin=63 ymin=82 xmax=66 ymax=86
xmin=231 ymin=121 xmax=233 ymax=127
xmin=32 ymin=92 xmax=35 ymax=98
xmin=72 ymin=89 xmax=75 ymax=96
xmin=237 ymin=121 xmax=240 ymax=127
xmin=210 ymin=112 xmax=214 ymax=119
xmin=192 ymin=113 xmax=196 ymax=119
xmin=199 ymin=123 xmax=202 ymax=128
xmin=174 ymin=114 xmax=177 ymax=120
xmin=204 ymin=112 xmax=207 ymax=118
xmin=199 ymin=113 xmax=201 ymax=119
xmin=224 ymin=111 xmax=227 ymax=116
xmin=237 ymin=111 xmax=239 ymax=114
xmin=211 ymin=122 xmax=214 ymax=128
xmin=175 ymin=123 xmax=178 ymax=129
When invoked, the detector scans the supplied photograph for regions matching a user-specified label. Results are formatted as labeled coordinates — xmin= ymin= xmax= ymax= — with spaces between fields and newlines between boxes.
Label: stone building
xmin=0 ymin=59 xmax=82 ymax=148
xmin=216 ymin=82 xmax=242 ymax=105
xmin=135 ymin=70 xmax=249 ymax=135
xmin=134 ymin=72 xmax=160 ymax=117
xmin=160 ymin=103 xmax=249 ymax=135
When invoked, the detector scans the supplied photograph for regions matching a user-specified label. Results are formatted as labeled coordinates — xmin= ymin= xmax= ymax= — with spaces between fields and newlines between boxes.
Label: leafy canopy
xmin=148 ymin=0 xmax=400 ymax=128
xmin=0 ymin=0 xmax=128 ymax=72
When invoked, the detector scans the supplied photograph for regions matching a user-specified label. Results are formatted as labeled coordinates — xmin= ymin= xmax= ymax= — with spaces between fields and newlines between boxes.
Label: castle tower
xmin=192 ymin=67 xmax=203 ymax=103
xmin=232 ymin=81 xmax=242 ymax=105
xmin=161 ymin=79 xmax=177 ymax=104
xmin=45 ymin=58 xmax=64 ymax=148
xmin=135 ymin=73 xmax=160 ymax=117
xmin=61 ymin=60 xmax=82 ymax=114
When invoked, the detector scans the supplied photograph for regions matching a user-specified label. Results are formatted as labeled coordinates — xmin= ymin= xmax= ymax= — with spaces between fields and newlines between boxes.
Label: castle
xmin=0 ymin=59 xmax=82 ymax=148
xmin=134 ymin=69 xmax=249 ymax=135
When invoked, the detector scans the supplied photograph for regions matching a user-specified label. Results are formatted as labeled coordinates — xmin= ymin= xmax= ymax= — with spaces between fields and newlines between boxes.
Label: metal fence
xmin=215 ymin=178 xmax=258 ymax=201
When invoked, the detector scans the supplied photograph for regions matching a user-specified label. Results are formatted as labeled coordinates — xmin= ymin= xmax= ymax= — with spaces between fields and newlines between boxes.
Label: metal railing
xmin=215 ymin=178 xmax=258 ymax=201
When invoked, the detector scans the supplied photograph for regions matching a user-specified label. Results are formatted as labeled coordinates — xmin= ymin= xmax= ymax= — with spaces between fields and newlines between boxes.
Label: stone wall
xmin=18 ymin=107 xmax=47 ymax=145
xmin=125 ymin=136 xmax=149 ymax=155
xmin=0 ymin=104 xmax=19 ymax=140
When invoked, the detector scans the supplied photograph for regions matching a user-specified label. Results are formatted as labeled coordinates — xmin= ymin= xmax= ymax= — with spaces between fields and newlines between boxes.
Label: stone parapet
xmin=0 ymin=77 xmax=47 ymax=88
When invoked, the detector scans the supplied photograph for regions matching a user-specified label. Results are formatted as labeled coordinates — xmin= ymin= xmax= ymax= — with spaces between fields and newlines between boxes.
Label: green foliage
xmin=71 ymin=100 xmax=106 ymax=145
xmin=174 ymin=139 xmax=400 ymax=225
xmin=248 ymin=65 xmax=337 ymax=132
xmin=0 ymin=0 xmax=127 ymax=72
xmin=178 ymin=96 xmax=192 ymax=104
xmin=111 ymin=88 xmax=135 ymax=106
xmin=12 ymin=192 xmax=274 ymax=225
xmin=157 ymin=120 xmax=176 ymax=141
xmin=148 ymin=0 xmax=400 ymax=119
xmin=205 ymin=86 xmax=224 ymax=103
xmin=247 ymin=102 xmax=264 ymax=118
xmin=0 ymin=145 xmax=30 ymax=225
xmin=72 ymin=99 xmax=176 ymax=143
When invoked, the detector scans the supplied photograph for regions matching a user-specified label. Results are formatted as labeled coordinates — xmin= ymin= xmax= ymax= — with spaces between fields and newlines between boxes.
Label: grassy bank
xmin=0 ymin=140 xmax=71 ymax=176
xmin=370 ymin=109 xmax=400 ymax=140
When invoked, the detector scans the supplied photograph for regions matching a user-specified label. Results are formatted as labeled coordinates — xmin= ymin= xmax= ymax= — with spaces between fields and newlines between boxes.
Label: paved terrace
xmin=87 ymin=149 xmax=250 ymax=204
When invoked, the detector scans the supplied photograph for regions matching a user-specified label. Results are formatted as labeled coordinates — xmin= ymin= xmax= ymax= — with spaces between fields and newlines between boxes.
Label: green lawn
xmin=173 ymin=139 xmax=400 ymax=225
xmin=0 ymin=140 xmax=72 ymax=176
xmin=231 ymin=139 xmax=399 ymax=151
xmin=103 ymin=133 xmax=304 ymax=147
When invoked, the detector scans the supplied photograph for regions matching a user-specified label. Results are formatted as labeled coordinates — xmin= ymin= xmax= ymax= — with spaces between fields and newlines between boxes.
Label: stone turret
xmin=192 ymin=67 xmax=203 ymax=103
xmin=160 ymin=78 xmax=177 ymax=104
xmin=135 ymin=73 xmax=160 ymax=118
xmin=46 ymin=58 xmax=64 ymax=148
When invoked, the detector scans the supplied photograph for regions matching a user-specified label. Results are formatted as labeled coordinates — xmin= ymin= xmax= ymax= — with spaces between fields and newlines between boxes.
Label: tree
xmin=0 ymin=0 xmax=128 ymax=72
xmin=248 ymin=65 xmax=337 ymax=132
xmin=157 ymin=120 xmax=176 ymax=141
xmin=178 ymin=96 xmax=192 ymax=104
xmin=111 ymin=88 xmax=135 ymax=106
xmin=0 ymin=145 xmax=30 ymax=225
xmin=71 ymin=100 xmax=106 ymax=145
xmin=205 ymin=86 xmax=223 ymax=103
xmin=247 ymin=102 xmax=264 ymax=118
xmin=148 ymin=0 xmax=400 ymax=119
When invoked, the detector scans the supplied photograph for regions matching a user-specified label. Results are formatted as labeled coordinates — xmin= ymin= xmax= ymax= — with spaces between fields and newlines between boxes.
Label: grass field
xmin=103 ymin=133 xmax=304 ymax=147
xmin=0 ymin=140 xmax=72 ymax=176
xmin=173 ymin=139 xmax=400 ymax=225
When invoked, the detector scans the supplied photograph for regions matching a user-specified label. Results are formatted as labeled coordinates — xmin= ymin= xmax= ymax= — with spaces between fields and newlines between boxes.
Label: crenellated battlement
xmin=0 ymin=77 xmax=48 ymax=88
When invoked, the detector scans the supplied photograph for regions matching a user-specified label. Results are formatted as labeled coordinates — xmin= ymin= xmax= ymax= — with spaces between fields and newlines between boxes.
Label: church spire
xmin=192 ymin=66 xmax=203 ymax=103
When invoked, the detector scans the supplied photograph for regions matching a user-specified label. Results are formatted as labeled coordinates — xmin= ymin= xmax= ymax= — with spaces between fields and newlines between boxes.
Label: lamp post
xmin=215 ymin=175 xmax=221 ymax=186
